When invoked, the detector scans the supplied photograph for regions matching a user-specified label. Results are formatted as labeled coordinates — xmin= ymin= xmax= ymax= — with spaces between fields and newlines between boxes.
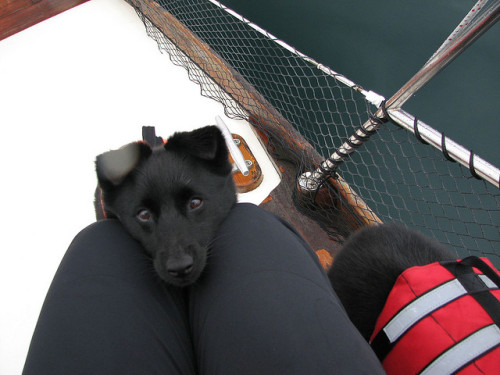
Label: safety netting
xmin=125 ymin=0 xmax=499 ymax=265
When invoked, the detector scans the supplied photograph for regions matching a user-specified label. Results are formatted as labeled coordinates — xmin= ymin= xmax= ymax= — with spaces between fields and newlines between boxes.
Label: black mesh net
xmin=125 ymin=0 xmax=499 ymax=265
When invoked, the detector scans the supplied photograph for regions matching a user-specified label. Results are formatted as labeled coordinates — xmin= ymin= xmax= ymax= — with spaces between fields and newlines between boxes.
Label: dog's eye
xmin=137 ymin=209 xmax=152 ymax=222
xmin=189 ymin=198 xmax=203 ymax=210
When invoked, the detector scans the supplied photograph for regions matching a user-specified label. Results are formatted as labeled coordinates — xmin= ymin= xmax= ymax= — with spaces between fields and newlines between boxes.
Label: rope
xmin=469 ymin=151 xmax=482 ymax=180
xmin=441 ymin=133 xmax=455 ymax=163
xmin=413 ymin=117 xmax=428 ymax=145
xmin=379 ymin=102 xmax=493 ymax=183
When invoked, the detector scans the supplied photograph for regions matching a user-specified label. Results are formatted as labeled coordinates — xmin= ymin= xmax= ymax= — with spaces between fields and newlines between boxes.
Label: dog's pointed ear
xmin=96 ymin=142 xmax=152 ymax=189
xmin=165 ymin=126 xmax=231 ymax=174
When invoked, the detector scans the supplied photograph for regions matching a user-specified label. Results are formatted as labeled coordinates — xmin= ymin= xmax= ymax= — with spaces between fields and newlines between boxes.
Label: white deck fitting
xmin=0 ymin=0 xmax=280 ymax=373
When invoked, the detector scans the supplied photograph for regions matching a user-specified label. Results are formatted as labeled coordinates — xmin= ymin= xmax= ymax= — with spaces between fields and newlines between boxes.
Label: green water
xmin=222 ymin=0 xmax=499 ymax=167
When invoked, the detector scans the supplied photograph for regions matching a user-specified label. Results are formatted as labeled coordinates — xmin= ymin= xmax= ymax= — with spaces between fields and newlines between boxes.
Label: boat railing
xmin=208 ymin=0 xmax=500 ymax=189
xmin=298 ymin=0 xmax=500 ymax=190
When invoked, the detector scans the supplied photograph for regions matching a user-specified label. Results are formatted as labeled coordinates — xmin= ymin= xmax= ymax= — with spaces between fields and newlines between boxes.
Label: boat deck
xmin=0 ymin=1 xmax=341 ymax=373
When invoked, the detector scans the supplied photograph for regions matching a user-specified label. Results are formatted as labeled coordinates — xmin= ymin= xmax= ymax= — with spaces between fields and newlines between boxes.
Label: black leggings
xmin=23 ymin=203 xmax=384 ymax=374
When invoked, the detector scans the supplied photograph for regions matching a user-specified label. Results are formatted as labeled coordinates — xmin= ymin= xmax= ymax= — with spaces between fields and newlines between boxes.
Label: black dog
xmin=328 ymin=223 xmax=454 ymax=341
xmin=95 ymin=126 xmax=236 ymax=287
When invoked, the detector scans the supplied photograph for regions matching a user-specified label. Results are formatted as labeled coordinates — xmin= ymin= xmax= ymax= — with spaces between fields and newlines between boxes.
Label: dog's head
xmin=96 ymin=126 xmax=236 ymax=286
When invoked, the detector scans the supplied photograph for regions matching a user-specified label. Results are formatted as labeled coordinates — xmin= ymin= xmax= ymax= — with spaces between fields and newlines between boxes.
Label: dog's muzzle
xmin=166 ymin=254 xmax=194 ymax=278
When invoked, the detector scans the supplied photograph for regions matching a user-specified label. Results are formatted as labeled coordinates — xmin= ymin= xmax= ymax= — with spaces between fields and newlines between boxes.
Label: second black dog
xmin=328 ymin=223 xmax=454 ymax=341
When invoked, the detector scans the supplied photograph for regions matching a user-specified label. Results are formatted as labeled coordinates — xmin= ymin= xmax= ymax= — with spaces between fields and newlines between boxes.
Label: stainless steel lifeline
xmin=298 ymin=0 xmax=500 ymax=190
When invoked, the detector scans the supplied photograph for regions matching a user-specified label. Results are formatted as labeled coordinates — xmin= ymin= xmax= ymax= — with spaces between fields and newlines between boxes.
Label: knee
xmin=222 ymin=203 xmax=297 ymax=238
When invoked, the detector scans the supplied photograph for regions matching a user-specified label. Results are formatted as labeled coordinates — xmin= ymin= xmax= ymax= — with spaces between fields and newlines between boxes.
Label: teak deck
xmin=0 ymin=0 xmax=89 ymax=40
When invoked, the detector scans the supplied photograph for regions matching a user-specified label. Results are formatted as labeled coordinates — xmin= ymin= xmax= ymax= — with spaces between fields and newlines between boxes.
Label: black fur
xmin=95 ymin=126 xmax=236 ymax=287
xmin=328 ymin=223 xmax=455 ymax=340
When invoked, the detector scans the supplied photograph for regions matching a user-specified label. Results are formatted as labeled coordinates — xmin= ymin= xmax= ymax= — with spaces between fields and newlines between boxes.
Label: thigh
xmin=189 ymin=203 xmax=385 ymax=375
xmin=23 ymin=220 xmax=196 ymax=375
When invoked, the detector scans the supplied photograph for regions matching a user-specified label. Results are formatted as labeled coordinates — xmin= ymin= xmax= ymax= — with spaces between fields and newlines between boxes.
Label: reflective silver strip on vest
xmin=479 ymin=274 xmax=498 ymax=289
xmin=420 ymin=324 xmax=500 ymax=375
xmin=383 ymin=274 xmax=498 ymax=344
xmin=383 ymin=279 xmax=467 ymax=343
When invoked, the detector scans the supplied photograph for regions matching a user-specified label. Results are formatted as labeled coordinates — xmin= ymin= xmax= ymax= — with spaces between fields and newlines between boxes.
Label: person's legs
xmin=24 ymin=205 xmax=385 ymax=375
xmin=190 ymin=203 xmax=384 ymax=375
xmin=23 ymin=219 xmax=196 ymax=375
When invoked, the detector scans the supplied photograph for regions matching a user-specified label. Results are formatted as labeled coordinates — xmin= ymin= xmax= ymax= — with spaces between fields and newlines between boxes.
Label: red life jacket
xmin=369 ymin=256 xmax=500 ymax=374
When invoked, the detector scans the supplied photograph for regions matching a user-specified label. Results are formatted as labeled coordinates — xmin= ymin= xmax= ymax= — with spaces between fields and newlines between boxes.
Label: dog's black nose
xmin=167 ymin=255 xmax=194 ymax=277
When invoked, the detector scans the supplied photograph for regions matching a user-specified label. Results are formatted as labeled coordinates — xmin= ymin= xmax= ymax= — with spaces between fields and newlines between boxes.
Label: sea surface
xmin=222 ymin=0 xmax=499 ymax=167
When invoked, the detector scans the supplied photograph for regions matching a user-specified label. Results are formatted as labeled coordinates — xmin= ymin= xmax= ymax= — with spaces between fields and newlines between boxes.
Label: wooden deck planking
xmin=0 ymin=0 xmax=90 ymax=40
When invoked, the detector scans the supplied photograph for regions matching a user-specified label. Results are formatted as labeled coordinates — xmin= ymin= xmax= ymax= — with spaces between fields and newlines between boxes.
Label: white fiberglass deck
xmin=0 ymin=0 xmax=280 ymax=373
